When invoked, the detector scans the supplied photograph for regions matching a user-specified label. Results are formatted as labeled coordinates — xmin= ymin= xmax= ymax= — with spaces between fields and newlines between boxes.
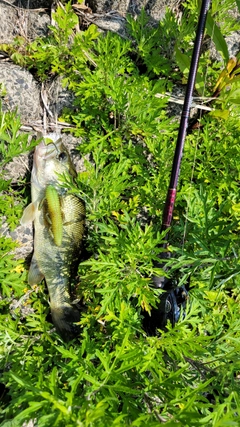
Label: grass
xmin=0 ymin=1 xmax=240 ymax=426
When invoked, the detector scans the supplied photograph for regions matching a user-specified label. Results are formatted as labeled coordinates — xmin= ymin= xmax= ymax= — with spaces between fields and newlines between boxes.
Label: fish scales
xmin=21 ymin=134 xmax=85 ymax=341
xmin=34 ymin=193 xmax=85 ymax=337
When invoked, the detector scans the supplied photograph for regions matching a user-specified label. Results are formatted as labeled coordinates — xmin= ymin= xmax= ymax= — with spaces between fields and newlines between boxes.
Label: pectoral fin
xmin=20 ymin=202 xmax=37 ymax=225
xmin=28 ymin=256 xmax=44 ymax=285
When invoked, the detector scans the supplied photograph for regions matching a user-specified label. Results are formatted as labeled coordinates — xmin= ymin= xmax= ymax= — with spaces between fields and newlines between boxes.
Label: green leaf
xmin=175 ymin=46 xmax=190 ymax=75
xmin=209 ymin=109 xmax=230 ymax=119
xmin=13 ymin=401 xmax=47 ymax=422
xmin=235 ymin=0 xmax=240 ymax=15
xmin=206 ymin=13 xmax=229 ymax=62
xmin=228 ymin=88 xmax=240 ymax=104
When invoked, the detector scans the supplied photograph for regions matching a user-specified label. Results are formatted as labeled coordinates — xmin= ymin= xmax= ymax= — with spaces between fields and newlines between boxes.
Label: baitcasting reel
xmin=143 ymin=272 xmax=189 ymax=336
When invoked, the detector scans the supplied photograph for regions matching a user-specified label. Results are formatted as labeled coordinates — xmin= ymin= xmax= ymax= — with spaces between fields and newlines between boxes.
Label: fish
xmin=21 ymin=133 xmax=85 ymax=341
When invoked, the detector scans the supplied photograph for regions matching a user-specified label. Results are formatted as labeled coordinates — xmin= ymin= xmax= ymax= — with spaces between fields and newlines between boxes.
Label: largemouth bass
xmin=21 ymin=134 xmax=85 ymax=340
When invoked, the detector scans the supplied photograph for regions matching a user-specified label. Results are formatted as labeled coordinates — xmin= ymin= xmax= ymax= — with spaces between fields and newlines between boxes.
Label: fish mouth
xmin=34 ymin=134 xmax=62 ymax=167
xmin=31 ymin=134 xmax=63 ymax=190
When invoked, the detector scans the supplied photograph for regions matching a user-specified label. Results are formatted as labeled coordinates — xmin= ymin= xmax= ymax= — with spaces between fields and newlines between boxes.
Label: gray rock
xmin=0 ymin=4 xmax=19 ymax=44
xmin=4 ymin=151 xmax=32 ymax=183
xmin=1 ymin=217 xmax=33 ymax=260
xmin=82 ymin=0 xmax=180 ymax=38
xmin=47 ymin=76 xmax=75 ymax=119
xmin=59 ymin=133 xmax=86 ymax=173
xmin=87 ymin=0 xmax=176 ymax=21
xmin=0 ymin=2 xmax=50 ymax=44
xmin=0 ymin=62 xmax=42 ymax=123
xmin=225 ymin=31 xmax=240 ymax=58
xmin=14 ymin=0 xmax=52 ymax=8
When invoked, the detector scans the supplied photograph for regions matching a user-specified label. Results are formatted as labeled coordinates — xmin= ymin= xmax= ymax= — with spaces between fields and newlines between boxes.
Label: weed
xmin=0 ymin=2 xmax=240 ymax=426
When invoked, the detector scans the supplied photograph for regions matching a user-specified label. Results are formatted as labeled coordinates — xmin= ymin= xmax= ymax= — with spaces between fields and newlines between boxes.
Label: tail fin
xmin=50 ymin=303 xmax=80 ymax=341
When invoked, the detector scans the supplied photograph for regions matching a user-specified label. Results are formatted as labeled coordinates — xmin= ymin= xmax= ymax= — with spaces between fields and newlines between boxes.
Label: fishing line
xmin=181 ymin=5 xmax=216 ymax=253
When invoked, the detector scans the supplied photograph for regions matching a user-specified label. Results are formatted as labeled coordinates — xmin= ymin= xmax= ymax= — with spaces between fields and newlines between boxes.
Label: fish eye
xmin=58 ymin=152 xmax=68 ymax=162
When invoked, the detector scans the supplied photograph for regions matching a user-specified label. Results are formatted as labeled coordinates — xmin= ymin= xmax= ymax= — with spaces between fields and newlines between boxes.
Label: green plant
xmin=0 ymin=102 xmax=38 ymax=233
xmin=1 ymin=2 xmax=240 ymax=426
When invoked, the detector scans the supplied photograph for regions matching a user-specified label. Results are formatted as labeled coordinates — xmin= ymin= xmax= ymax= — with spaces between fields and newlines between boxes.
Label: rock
xmin=86 ymin=14 xmax=129 ymax=38
xmin=226 ymin=31 xmax=240 ymax=58
xmin=3 ymin=151 xmax=32 ymax=183
xmin=60 ymin=133 xmax=87 ymax=174
xmin=82 ymin=0 xmax=181 ymax=38
xmin=1 ymin=217 xmax=34 ymax=261
xmin=47 ymin=77 xmax=76 ymax=119
xmin=14 ymin=0 xmax=52 ymax=8
xmin=0 ymin=2 xmax=50 ymax=44
xmin=0 ymin=3 xmax=19 ymax=44
xmin=0 ymin=63 xmax=42 ymax=124
xmin=87 ymin=0 xmax=176 ymax=21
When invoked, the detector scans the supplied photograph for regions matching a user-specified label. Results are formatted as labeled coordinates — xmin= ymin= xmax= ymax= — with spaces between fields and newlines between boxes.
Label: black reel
xmin=143 ymin=276 xmax=189 ymax=336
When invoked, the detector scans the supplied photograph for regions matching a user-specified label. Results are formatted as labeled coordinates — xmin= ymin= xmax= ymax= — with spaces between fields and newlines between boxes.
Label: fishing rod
xmin=144 ymin=0 xmax=211 ymax=334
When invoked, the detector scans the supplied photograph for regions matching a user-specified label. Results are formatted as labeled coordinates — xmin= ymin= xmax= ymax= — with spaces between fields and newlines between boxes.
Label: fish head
xmin=32 ymin=134 xmax=77 ymax=191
